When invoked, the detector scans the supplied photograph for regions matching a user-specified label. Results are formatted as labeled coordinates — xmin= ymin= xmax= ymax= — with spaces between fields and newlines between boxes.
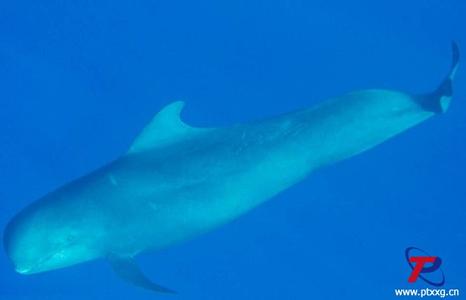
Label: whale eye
xmin=66 ymin=235 xmax=76 ymax=242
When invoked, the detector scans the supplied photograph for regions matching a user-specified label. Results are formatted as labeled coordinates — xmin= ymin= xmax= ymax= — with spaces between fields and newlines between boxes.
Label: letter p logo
xmin=408 ymin=256 xmax=439 ymax=282
xmin=405 ymin=247 xmax=445 ymax=287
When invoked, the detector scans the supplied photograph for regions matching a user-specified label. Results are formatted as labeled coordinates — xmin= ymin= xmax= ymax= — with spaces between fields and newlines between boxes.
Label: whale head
xmin=3 ymin=195 xmax=102 ymax=275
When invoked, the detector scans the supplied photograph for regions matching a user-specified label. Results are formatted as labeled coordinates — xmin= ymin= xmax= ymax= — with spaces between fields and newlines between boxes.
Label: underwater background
xmin=0 ymin=0 xmax=465 ymax=299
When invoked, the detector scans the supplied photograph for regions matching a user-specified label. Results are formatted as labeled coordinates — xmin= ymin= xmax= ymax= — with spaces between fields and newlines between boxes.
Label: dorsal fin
xmin=128 ymin=101 xmax=201 ymax=153
xmin=418 ymin=41 xmax=460 ymax=113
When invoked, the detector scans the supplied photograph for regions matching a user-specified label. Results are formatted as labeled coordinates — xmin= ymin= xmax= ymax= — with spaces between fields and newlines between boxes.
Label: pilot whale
xmin=3 ymin=43 xmax=460 ymax=293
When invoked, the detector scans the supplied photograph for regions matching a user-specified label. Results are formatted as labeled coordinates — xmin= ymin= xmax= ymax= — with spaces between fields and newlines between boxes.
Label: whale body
xmin=3 ymin=43 xmax=460 ymax=293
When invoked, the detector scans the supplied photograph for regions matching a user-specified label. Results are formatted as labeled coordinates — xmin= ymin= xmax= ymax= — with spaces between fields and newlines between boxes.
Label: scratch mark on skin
xmin=109 ymin=174 xmax=118 ymax=186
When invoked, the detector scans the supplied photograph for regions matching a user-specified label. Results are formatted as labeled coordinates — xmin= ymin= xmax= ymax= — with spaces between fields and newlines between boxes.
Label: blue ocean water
xmin=0 ymin=1 xmax=465 ymax=299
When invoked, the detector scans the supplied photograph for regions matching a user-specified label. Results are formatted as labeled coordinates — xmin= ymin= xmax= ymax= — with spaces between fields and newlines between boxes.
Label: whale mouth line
xmin=13 ymin=246 xmax=70 ymax=275
xmin=14 ymin=258 xmax=45 ymax=275
xmin=15 ymin=266 xmax=33 ymax=274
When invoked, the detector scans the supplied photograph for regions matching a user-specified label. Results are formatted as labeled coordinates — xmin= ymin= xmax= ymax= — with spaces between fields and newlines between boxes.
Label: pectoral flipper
xmin=108 ymin=254 xmax=176 ymax=294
